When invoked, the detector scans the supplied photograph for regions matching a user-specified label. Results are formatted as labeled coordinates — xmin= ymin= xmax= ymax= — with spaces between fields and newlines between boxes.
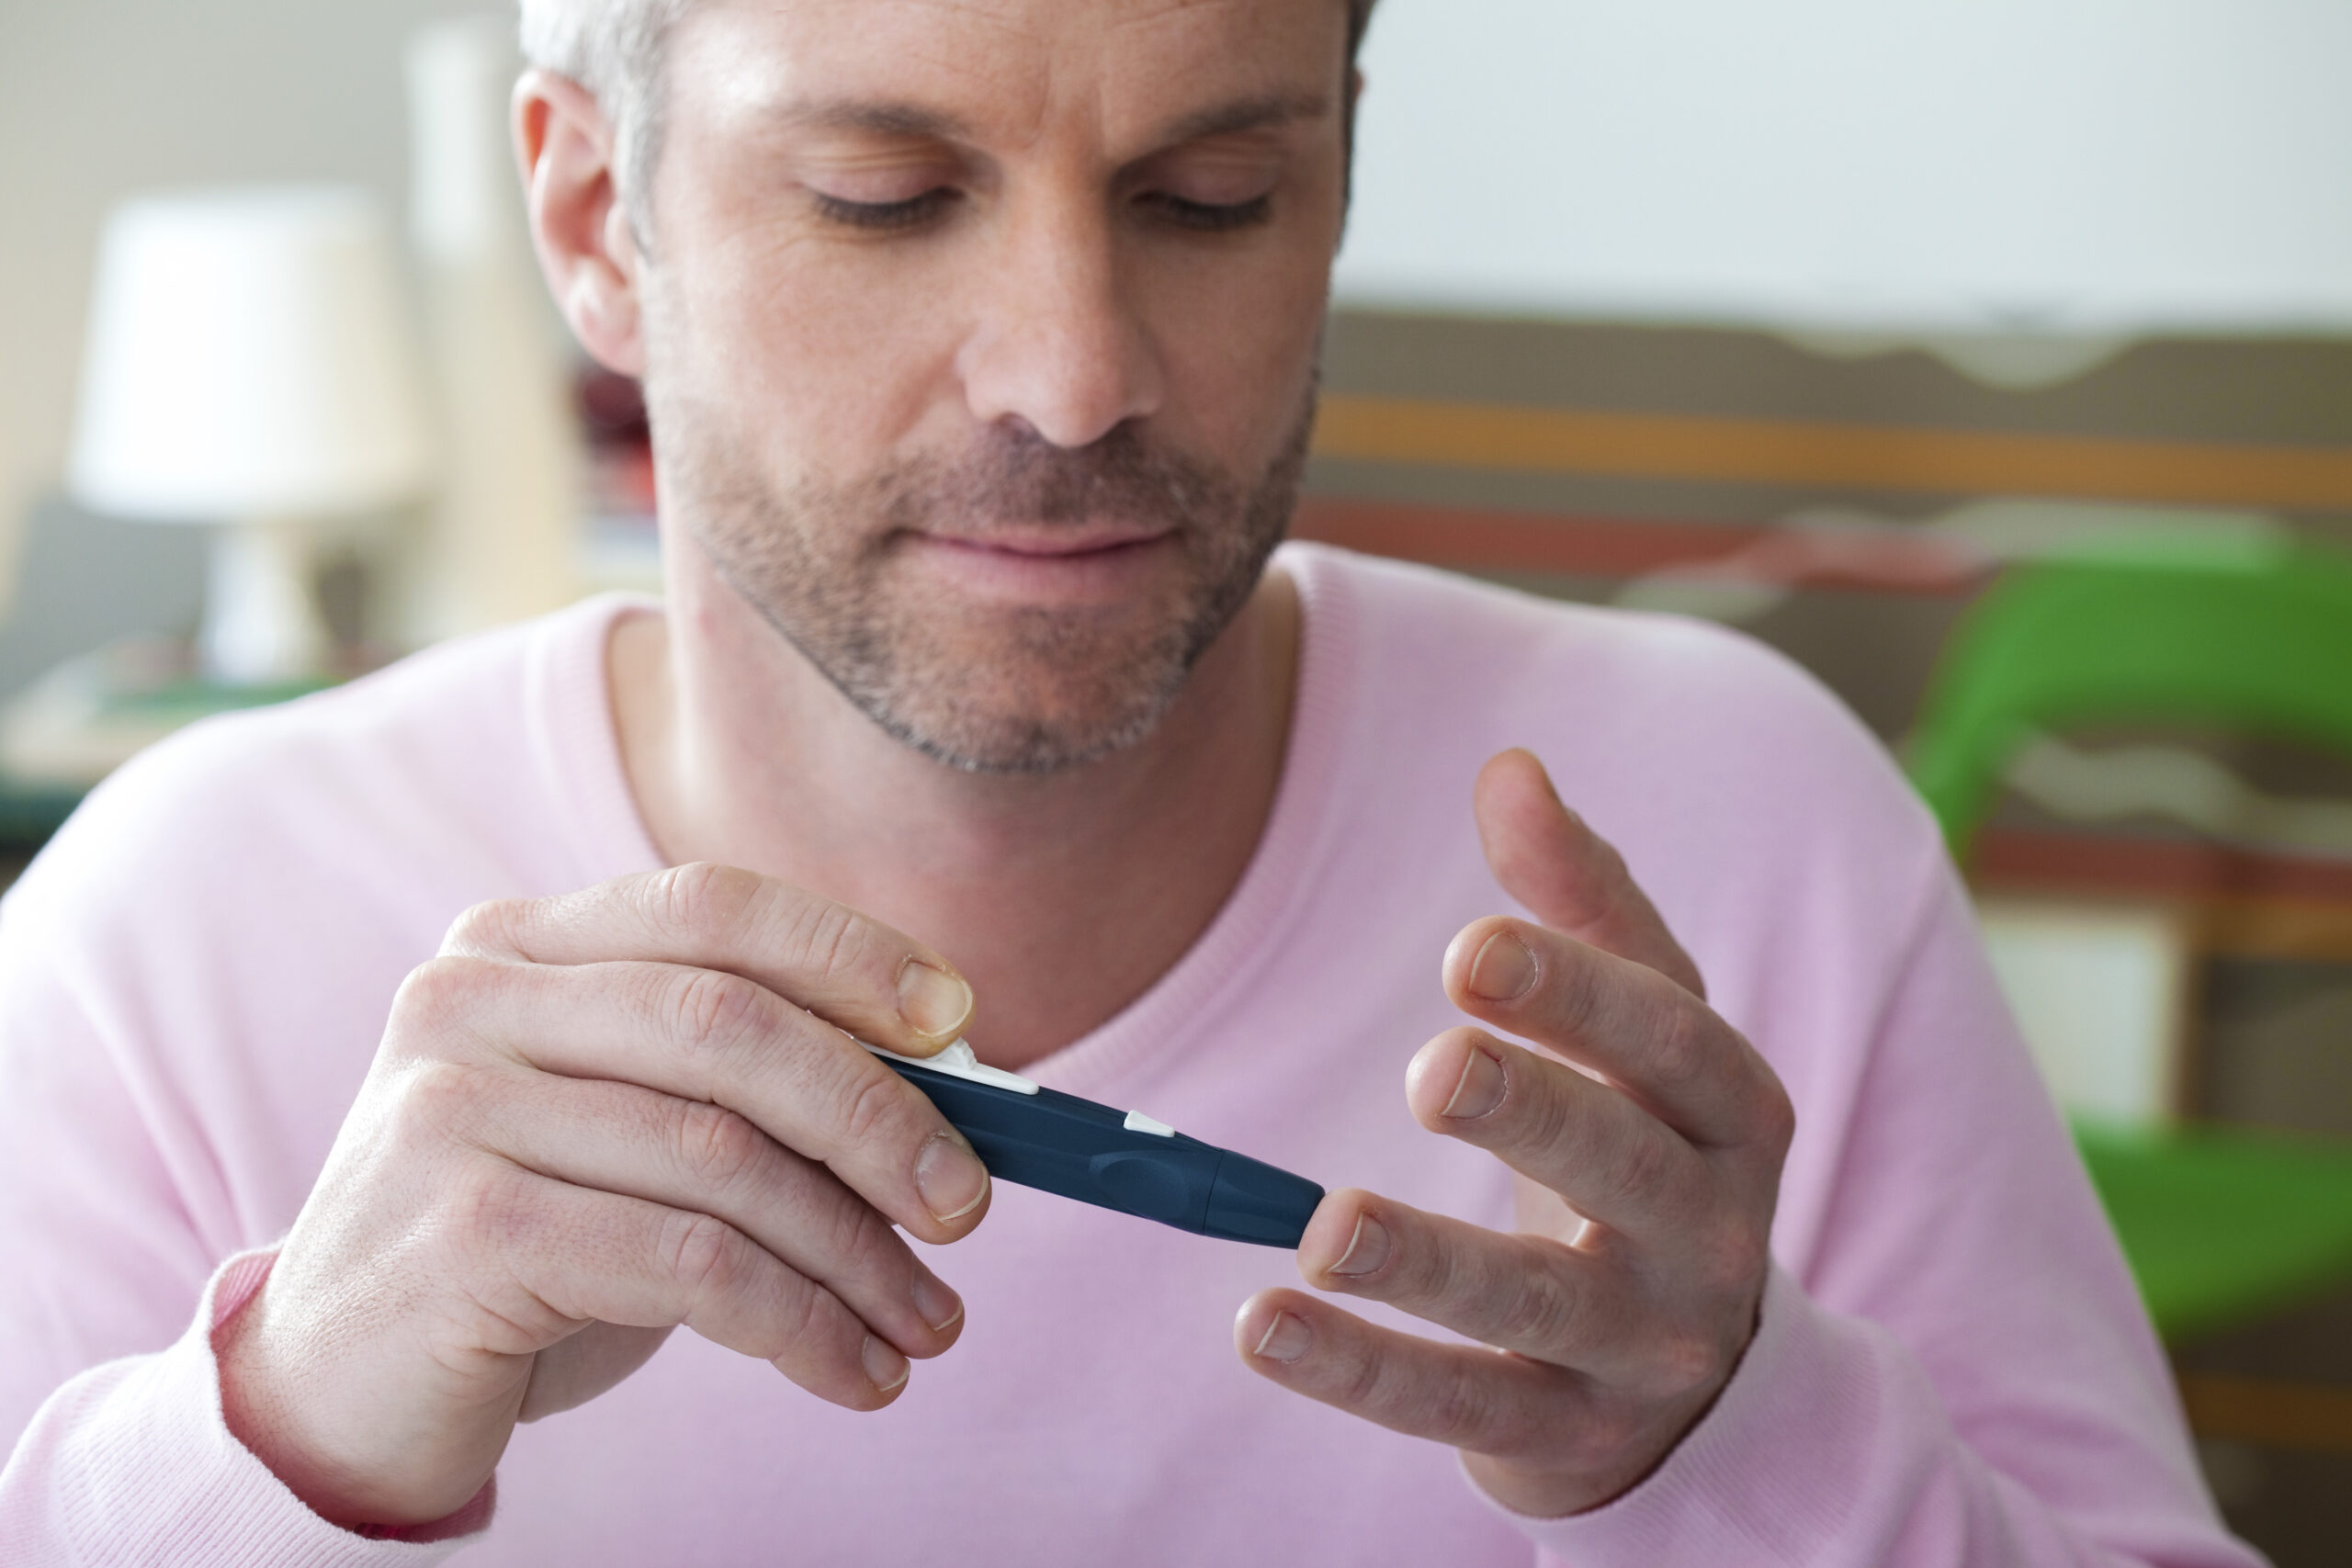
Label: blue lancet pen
xmin=863 ymin=1040 xmax=1325 ymax=1248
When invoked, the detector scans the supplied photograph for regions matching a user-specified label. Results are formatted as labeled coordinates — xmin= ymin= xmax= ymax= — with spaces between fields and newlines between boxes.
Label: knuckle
xmin=663 ymin=966 xmax=768 ymax=1058
xmin=818 ymin=1189 xmax=899 ymax=1271
xmin=1563 ymin=831 xmax=1630 ymax=912
xmin=837 ymin=1061 xmax=914 ymax=1152
xmin=1488 ymin=1246 xmax=1582 ymax=1349
xmin=783 ymin=1270 xmax=839 ymax=1349
xmin=396 ymin=1059 xmax=498 ymax=1144
xmin=450 ymin=1159 xmax=541 ymax=1260
xmin=1591 ymin=1120 xmax=1680 ymax=1215
xmin=673 ymin=1100 xmax=768 ymax=1194
xmin=1419 ymin=1368 xmax=1498 ymax=1449
xmin=1396 ymin=1216 xmax=1466 ymax=1305
xmin=660 ymin=1209 xmax=747 ymax=1298
xmin=734 ymin=1262 xmax=835 ymax=1367
xmin=1544 ymin=942 xmax=1608 ymax=1037
xmin=1642 ymin=996 xmax=1713 ymax=1098
xmin=442 ymin=897 xmax=532 ymax=958
xmin=1331 ymin=1335 xmax=1390 ymax=1414
xmin=391 ymin=954 xmax=501 ymax=1037
xmin=766 ymin=1276 xmax=846 ymax=1370
xmin=1498 ymin=1052 xmax=1577 ymax=1158
xmin=786 ymin=898 xmax=880 ymax=990
xmin=652 ymin=862 xmax=760 ymax=941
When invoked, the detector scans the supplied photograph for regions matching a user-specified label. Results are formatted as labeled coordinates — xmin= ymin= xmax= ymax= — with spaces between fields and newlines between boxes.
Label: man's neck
xmin=607 ymin=545 xmax=1301 ymax=1071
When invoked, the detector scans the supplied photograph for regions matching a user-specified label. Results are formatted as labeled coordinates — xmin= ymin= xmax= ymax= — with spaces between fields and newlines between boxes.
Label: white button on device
xmin=1122 ymin=1110 xmax=1177 ymax=1138
xmin=861 ymin=1039 xmax=1041 ymax=1096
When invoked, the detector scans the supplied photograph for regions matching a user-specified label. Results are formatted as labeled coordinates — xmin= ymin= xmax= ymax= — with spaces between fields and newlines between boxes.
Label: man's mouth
xmin=900 ymin=524 xmax=1180 ymax=604
xmin=921 ymin=524 xmax=1173 ymax=558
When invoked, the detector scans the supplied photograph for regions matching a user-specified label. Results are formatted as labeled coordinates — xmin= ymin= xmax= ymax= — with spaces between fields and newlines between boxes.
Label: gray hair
xmin=517 ymin=0 xmax=691 ymax=222
xmin=517 ymin=0 xmax=1379 ymax=230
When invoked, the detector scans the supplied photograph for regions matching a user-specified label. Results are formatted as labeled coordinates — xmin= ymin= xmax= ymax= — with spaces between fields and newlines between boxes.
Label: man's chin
xmin=865 ymin=690 xmax=1179 ymax=775
xmin=848 ymin=636 xmax=1194 ymax=775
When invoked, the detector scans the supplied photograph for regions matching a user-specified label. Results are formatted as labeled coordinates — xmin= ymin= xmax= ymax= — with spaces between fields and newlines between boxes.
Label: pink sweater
xmin=0 ymin=545 xmax=2256 ymax=1566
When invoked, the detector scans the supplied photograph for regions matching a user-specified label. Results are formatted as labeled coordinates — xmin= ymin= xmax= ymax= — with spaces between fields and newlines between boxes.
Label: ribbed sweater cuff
xmin=2 ymin=1247 xmax=493 ymax=1565
xmin=1475 ymin=1266 xmax=1903 ymax=1566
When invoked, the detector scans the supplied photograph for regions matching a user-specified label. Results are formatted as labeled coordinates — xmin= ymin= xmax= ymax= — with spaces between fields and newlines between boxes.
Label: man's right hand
xmin=216 ymin=863 xmax=991 ymax=1529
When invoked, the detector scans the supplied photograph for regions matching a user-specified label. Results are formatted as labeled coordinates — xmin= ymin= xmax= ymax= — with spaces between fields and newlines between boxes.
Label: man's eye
xmin=1144 ymin=192 xmax=1274 ymax=233
xmin=811 ymin=188 xmax=958 ymax=232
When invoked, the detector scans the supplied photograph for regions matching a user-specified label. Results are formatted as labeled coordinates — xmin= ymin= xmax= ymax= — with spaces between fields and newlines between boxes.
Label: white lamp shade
xmin=68 ymin=186 xmax=435 ymax=522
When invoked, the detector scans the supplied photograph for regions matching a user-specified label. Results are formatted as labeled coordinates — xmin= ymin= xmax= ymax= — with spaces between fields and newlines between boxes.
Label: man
xmin=0 ymin=0 xmax=2261 ymax=1562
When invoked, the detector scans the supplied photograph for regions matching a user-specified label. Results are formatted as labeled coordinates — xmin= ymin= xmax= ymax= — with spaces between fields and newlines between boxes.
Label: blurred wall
xmin=0 ymin=0 xmax=485 ymax=610
xmin=7 ymin=0 xmax=2351 ymax=602
xmin=1339 ymin=0 xmax=2352 ymax=337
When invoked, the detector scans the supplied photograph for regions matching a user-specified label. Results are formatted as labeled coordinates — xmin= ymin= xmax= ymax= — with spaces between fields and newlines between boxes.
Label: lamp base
xmin=204 ymin=518 xmax=331 ymax=684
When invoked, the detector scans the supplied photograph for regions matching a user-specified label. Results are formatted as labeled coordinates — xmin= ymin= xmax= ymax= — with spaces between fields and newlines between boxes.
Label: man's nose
xmin=955 ymin=195 xmax=1164 ymax=449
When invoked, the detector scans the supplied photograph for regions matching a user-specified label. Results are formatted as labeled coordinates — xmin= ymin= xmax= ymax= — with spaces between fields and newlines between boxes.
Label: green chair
xmin=1906 ymin=535 xmax=2352 ymax=1343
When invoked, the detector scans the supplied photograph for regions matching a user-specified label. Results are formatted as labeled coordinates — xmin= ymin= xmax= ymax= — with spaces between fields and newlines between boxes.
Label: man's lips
xmin=915 ymin=525 xmax=1173 ymax=558
xmin=897 ymin=525 xmax=1178 ymax=604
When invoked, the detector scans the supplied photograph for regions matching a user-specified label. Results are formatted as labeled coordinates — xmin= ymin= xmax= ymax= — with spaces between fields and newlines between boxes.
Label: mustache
xmin=870 ymin=423 xmax=1239 ymax=536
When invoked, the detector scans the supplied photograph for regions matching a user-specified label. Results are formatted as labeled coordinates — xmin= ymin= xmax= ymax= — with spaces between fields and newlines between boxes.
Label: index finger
xmin=443 ymin=863 xmax=974 ymax=1058
xmin=399 ymin=954 xmax=992 ymax=1245
xmin=1474 ymin=749 xmax=1705 ymax=999
xmin=1444 ymin=916 xmax=1786 ymax=1152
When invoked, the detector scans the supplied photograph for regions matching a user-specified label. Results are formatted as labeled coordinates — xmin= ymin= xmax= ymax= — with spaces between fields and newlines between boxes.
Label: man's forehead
xmin=674 ymin=0 xmax=1349 ymax=151
xmin=697 ymin=0 xmax=1317 ymax=41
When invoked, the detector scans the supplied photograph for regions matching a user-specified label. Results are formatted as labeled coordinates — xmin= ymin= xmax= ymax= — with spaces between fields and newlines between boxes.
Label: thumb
xmin=1471 ymin=748 xmax=1706 ymax=999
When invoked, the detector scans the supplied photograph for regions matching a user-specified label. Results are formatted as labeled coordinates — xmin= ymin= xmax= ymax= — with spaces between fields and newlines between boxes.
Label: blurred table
xmin=0 ymin=637 xmax=334 ymax=853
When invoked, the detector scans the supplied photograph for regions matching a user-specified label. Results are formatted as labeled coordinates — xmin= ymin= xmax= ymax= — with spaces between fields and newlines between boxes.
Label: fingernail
xmin=1442 ymin=1044 xmax=1508 ymax=1120
xmin=910 ymin=1271 xmax=964 ymax=1334
xmin=1466 ymin=931 xmax=1536 ymax=1001
xmin=1250 ymin=1311 xmax=1312 ymax=1364
xmin=915 ymin=1132 xmax=990 ymax=1223
xmin=862 ymin=1334 xmax=910 ymax=1394
xmin=1328 ymin=1213 xmax=1391 ymax=1278
xmin=898 ymin=961 xmax=974 ymax=1043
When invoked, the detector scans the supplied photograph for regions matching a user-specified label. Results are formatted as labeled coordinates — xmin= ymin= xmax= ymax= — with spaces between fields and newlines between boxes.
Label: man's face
xmin=635 ymin=0 xmax=1352 ymax=772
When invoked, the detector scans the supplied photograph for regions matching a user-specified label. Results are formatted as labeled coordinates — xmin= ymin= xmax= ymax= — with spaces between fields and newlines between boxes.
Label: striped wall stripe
xmin=1291 ymin=497 xmax=1983 ymax=593
xmin=2179 ymin=1372 xmax=2352 ymax=1454
xmin=1312 ymin=395 xmax=2352 ymax=513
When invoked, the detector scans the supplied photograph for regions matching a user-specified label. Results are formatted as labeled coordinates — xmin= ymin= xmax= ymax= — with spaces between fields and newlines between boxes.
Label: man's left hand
xmin=1236 ymin=748 xmax=1795 ymax=1518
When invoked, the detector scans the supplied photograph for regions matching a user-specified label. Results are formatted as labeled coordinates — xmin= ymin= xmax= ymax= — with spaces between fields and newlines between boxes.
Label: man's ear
xmin=513 ymin=68 xmax=646 ymax=376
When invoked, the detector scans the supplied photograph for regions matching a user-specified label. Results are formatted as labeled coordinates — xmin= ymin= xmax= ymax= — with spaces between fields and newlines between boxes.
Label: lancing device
xmin=863 ymin=1040 xmax=1325 ymax=1248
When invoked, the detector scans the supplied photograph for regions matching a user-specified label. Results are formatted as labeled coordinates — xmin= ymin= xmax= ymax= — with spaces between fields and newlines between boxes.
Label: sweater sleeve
xmin=1478 ymin=867 xmax=2265 ymax=1568
xmin=0 ymin=787 xmax=491 ymax=1563
xmin=0 ymin=1249 xmax=492 ymax=1566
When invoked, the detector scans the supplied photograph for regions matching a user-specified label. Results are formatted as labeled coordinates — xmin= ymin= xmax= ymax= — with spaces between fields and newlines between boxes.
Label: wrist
xmin=1464 ymin=1303 xmax=1762 ymax=1518
xmin=1464 ymin=1276 xmax=1770 ymax=1521
xmin=213 ymin=1267 xmax=493 ymax=1532
xmin=1461 ymin=1399 xmax=1704 ymax=1520
xmin=213 ymin=1270 xmax=358 ymax=1525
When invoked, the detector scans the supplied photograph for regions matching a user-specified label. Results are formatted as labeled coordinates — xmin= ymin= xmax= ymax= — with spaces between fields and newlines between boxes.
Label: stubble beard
xmin=654 ymin=388 xmax=1316 ymax=775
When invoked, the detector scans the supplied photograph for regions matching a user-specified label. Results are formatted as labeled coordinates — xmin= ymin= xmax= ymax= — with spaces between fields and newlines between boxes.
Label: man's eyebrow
xmin=761 ymin=91 xmax=1329 ymax=149
xmin=766 ymin=99 xmax=975 ymax=141
xmin=1156 ymin=92 xmax=1333 ymax=148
